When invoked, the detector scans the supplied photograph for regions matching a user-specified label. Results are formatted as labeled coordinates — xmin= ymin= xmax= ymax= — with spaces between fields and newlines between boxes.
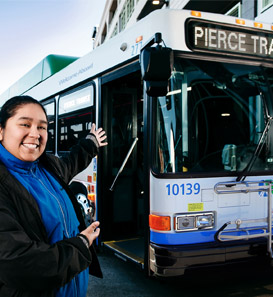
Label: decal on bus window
xmin=166 ymin=183 xmax=201 ymax=196
xmin=258 ymin=180 xmax=273 ymax=197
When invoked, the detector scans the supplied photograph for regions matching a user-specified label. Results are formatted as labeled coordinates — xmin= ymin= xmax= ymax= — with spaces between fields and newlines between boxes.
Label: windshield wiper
xmin=236 ymin=115 xmax=273 ymax=181
xmin=237 ymin=68 xmax=273 ymax=182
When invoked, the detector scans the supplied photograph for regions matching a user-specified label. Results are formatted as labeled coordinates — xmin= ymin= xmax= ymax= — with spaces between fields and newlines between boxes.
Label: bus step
xmin=103 ymin=237 xmax=144 ymax=269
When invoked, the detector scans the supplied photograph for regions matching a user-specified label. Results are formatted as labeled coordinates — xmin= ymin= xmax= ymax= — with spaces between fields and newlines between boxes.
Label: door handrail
xmin=109 ymin=137 xmax=138 ymax=191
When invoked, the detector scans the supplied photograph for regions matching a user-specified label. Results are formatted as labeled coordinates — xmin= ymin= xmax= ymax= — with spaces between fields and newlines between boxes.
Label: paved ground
xmin=87 ymin=249 xmax=273 ymax=297
xmin=87 ymin=250 xmax=169 ymax=297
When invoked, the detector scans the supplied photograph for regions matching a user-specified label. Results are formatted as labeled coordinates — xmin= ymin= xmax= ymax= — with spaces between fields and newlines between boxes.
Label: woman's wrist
xmin=77 ymin=233 xmax=90 ymax=249
xmin=86 ymin=133 xmax=100 ymax=148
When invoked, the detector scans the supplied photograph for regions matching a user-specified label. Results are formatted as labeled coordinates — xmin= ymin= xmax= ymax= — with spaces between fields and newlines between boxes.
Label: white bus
xmin=2 ymin=9 xmax=273 ymax=277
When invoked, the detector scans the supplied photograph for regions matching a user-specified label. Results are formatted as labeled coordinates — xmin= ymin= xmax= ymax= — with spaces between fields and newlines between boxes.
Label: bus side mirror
xmin=140 ymin=46 xmax=173 ymax=97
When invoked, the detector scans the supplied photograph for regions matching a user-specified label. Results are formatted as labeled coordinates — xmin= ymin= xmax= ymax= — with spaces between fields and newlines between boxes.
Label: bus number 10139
xmin=166 ymin=183 xmax=201 ymax=196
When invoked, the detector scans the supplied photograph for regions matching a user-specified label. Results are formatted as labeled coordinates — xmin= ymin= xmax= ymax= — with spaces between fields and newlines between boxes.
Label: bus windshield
xmin=153 ymin=58 xmax=273 ymax=175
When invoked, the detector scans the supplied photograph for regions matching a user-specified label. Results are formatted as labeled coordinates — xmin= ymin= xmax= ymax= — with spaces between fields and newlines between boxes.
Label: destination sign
xmin=186 ymin=20 xmax=273 ymax=58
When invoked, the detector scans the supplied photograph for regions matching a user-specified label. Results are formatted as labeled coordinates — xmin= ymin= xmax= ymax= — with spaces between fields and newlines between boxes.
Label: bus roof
xmin=0 ymin=54 xmax=77 ymax=102
xmin=1 ymin=9 xmax=273 ymax=103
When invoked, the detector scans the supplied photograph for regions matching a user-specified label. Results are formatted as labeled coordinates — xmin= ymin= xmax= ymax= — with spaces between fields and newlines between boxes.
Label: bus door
xmin=99 ymin=69 xmax=145 ymax=267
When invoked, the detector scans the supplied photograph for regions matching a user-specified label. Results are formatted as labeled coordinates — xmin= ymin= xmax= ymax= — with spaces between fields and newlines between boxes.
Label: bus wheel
xmin=69 ymin=181 xmax=92 ymax=225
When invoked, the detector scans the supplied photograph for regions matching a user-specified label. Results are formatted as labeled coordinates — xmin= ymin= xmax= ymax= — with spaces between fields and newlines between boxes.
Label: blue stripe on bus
xmin=150 ymin=228 xmax=268 ymax=245
xmin=150 ymin=230 xmax=215 ymax=245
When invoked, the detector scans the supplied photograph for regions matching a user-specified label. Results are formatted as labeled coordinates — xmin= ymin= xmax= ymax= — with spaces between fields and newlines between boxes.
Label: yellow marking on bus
xmin=188 ymin=203 xmax=204 ymax=212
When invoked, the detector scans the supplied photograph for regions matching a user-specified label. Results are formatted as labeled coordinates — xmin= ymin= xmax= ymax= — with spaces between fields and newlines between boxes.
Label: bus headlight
xmin=175 ymin=212 xmax=214 ymax=232
xmin=196 ymin=214 xmax=214 ymax=228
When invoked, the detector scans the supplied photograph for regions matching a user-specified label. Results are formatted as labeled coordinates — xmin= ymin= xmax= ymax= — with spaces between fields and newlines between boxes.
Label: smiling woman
xmin=0 ymin=95 xmax=107 ymax=297
xmin=0 ymin=100 xmax=48 ymax=162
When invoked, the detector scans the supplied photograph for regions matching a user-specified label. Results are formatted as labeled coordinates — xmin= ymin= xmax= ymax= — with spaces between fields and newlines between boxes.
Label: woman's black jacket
xmin=0 ymin=138 xmax=102 ymax=297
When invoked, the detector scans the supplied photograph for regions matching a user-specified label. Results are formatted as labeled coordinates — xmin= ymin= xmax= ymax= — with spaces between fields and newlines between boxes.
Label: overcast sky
xmin=0 ymin=0 xmax=106 ymax=94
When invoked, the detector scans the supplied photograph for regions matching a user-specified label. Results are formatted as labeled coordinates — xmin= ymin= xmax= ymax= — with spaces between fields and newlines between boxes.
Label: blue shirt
xmin=0 ymin=144 xmax=88 ymax=297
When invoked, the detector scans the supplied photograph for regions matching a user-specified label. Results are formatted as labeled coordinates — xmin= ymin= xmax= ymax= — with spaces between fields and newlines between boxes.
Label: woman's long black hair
xmin=0 ymin=95 xmax=48 ymax=128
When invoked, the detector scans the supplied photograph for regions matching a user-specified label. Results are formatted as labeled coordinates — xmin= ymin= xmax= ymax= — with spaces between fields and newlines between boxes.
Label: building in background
xmin=93 ymin=0 xmax=273 ymax=48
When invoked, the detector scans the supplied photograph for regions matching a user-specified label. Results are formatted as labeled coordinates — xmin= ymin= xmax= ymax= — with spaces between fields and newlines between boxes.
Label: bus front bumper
xmin=149 ymin=240 xmax=268 ymax=277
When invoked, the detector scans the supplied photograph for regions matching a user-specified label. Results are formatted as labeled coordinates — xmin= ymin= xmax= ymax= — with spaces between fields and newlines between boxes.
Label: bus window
xmin=44 ymin=100 xmax=55 ymax=154
xmin=153 ymin=58 xmax=273 ymax=175
xmin=58 ymin=85 xmax=95 ymax=153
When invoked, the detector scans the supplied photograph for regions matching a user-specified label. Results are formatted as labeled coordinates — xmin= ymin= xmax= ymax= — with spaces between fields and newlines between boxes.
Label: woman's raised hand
xmin=90 ymin=123 xmax=108 ymax=147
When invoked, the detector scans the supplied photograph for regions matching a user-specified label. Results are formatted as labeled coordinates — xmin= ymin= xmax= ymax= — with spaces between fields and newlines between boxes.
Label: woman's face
xmin=0 ymin=103 xmax=48 ymax=162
